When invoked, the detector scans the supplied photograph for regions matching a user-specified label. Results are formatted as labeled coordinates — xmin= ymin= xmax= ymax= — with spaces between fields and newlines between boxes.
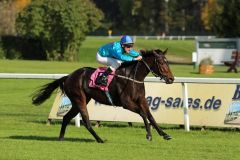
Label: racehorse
xmin=32 ymin=49 xmax=174 ymax=143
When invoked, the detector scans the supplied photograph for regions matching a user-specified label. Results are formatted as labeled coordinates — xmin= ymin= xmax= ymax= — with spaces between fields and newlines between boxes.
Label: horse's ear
xmin=152 ymin=49 xmax=158 ymax=55
xmin=163 ymin=48 xmax=168 ymax=55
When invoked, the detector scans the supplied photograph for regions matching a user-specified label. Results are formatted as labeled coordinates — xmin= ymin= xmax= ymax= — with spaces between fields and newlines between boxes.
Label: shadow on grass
xmin=27 ymin=120 xmax=239 ymax=133
xmin=28 ymin=120 xmax=61 ymax=125
xmin=100 ymin=122 xmax=240 ymax=132
xmin=8 ymin=135 xmax=95 ymax=143
xmin=94 ymin=122 xmax=132 ymax=128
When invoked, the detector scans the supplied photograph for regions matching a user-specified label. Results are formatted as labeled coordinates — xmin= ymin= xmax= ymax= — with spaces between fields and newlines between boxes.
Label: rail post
xmin=74 ymin=113 xmax=81 ymax=127
xmin=182 ymin=82 xmax=190 ymax=131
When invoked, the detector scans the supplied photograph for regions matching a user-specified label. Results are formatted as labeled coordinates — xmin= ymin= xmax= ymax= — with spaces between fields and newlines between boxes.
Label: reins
xmin=116 ymin=74 xmax=144 ymax=84
xmin=141 ymin=58 xmax=164 ymax=80
xmin=115 ymin=53 xmax=166 ymax=83
xmin=116 ymin=61 xmax=144 ymax=84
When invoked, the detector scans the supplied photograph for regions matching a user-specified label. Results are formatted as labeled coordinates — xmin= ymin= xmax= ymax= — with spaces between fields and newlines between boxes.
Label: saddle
xmin=89 ymin=67 xmax=115 ymax=91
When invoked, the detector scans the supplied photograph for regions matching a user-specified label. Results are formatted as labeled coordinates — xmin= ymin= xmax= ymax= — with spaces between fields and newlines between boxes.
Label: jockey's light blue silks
xmin=98 ymin=41 xmax=140 ymax=61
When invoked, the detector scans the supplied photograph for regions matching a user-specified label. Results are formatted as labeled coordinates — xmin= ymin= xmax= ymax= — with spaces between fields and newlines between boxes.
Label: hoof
xmin=146 ymin=135 xmax=152 ymax=141
xmin=163 ymin=135 xmax=172 ymax=140
xmin=97 ymin=139 xmax=104 ymax=143
xmin=59 ymin=137 xmax=64 ymax=141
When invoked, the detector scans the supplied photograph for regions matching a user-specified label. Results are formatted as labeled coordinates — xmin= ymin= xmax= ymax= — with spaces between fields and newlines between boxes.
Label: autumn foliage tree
xmin=0 ymin=0 xmax=30 ymax=35
xmin=201 ymin=0 xmax=240 ymax=37
xmin=201 ymin=0 xmax=220 ymax=31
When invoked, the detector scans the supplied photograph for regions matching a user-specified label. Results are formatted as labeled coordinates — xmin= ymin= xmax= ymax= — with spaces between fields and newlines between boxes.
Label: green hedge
xmin=0 ymin=35 xmax=46 ymax=60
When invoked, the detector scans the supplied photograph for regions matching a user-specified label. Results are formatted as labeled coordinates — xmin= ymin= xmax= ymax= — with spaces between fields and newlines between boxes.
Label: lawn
xmin=0 ymin=37 xmax=240 ymax=160
xmin=78 ymin=36 xmax=195 ymax=62
xmin=1 ymin=59 xmax=239 ymax=78
xmin=0 ymin=79 xmax=240 ymax=160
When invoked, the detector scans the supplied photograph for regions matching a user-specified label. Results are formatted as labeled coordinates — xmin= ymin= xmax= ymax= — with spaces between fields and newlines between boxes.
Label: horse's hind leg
xmin=59 ymin=105 xmax=79 ymax=141
xmin=79 ymin=107 xmax=104 ymax=143
xmin=75 ymin=96 xmax=104 ymax=143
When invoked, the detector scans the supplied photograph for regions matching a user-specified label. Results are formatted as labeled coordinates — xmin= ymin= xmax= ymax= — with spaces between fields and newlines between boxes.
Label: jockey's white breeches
xmin=96 ymin=52 xmax=123 ymax=71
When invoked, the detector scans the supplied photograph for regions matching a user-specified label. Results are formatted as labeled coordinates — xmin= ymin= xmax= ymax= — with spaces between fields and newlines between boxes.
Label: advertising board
xmin=49 ymin=82 xmax=240 ymax=128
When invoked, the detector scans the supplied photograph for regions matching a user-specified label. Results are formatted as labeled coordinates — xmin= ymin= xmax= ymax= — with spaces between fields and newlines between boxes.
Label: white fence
xmin=1 ymin=73 xmax=239 ymax=83
xmin=1 ymin=73 xmax=240 ymax=131
xmin=90 ymin=35 xmax=216 ymax=41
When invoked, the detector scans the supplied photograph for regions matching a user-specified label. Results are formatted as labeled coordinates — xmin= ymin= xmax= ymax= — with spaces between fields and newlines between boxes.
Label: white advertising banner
xmin=49 ymin=82 xmax=240 ymax=128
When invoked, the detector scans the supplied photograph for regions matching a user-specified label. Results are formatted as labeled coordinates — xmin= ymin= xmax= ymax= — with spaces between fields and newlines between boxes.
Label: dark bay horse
xmin=32 ymin=49 xmax=174 ymax=143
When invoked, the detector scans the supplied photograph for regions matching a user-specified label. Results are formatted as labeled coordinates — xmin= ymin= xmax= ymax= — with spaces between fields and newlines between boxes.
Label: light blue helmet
xmin=120 ymin=35 xmax=134 ymax=45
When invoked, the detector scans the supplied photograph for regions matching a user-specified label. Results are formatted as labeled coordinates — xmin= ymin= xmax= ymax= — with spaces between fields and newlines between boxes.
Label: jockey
xmin=95 ymin=35 xmax=142 ymax=86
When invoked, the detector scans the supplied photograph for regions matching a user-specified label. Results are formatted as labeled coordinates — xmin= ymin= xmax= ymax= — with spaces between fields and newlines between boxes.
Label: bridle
xmin=141 ymin=56 xmax=166 ymax=80
xmin=117 ymin=53 xmax=168 ymax=83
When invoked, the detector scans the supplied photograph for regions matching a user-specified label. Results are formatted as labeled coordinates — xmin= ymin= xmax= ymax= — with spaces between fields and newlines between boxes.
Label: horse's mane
xmin=119 ymin=61 xmax=137 ymax=68
xmin=140 ymin=49 xmax=163 ymax=57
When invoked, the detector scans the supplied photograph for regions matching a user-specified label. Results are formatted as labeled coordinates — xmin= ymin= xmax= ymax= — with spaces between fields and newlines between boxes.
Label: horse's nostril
xmin=167 ymin=78 xmax=174 ymax=84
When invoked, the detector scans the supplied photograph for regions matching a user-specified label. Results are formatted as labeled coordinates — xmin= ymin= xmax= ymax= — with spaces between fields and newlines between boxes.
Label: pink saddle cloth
xmin=89 ymin=67 xmax=115 ymax=91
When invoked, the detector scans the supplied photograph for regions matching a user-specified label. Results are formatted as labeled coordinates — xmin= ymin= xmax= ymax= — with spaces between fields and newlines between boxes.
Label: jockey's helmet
xmin=120 ymin=35 xmax=134 ymax=45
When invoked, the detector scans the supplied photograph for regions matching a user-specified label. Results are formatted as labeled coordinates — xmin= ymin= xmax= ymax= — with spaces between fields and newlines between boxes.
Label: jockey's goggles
xmin=123 ymin=44 xmax=133 ymax=48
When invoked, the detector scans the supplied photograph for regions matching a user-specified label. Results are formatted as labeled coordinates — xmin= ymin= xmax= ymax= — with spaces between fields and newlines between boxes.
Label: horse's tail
xmin=32 ymin=76 xmax=68 ymax=106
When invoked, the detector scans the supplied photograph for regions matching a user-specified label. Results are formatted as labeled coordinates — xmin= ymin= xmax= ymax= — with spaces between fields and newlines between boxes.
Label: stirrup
xmin=95 ymin=75 xmax=108 ymax=86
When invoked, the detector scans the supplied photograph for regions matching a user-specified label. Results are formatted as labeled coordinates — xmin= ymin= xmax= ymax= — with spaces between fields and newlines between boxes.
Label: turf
xmin=0 ymin=79 xmax=240 ymax=160
xmin=78 ymin=36 xmax=194 ymax=63
xmin=1 ymin=37 xmax=240 ymax=160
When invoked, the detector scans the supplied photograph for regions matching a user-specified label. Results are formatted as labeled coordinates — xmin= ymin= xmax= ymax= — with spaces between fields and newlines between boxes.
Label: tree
xmin=201 ymin=0 xmax=220 ymax=31
xmin=0 ymin=0 xmax=16 ymax=35
xmin=93 ymin=0 xmax=211 ymax=36
xmin=93 ymin=0 xmax=166 ymax=35
xmin=14 ymin=0 xmax=31 ymax=12
xmin=16 ymin=0 xmax=103 ymax=61
xmin=137 ymin=0 xmax=165 ymax=35
xmin=93 ymin=0 xmax=134 ymax=35
xmin=167 ymin=0 xmax=206 ymax=35
xmin=212 ymin=0 xmax=240 ymax=37
xmin=0 ymin=0 xmax=31 ymax=36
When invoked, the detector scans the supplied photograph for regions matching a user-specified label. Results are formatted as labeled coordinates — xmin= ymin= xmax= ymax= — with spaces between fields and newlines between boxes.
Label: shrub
xmin=16 ymin=0 xmax=103 ymax=61
xmin=199 ymin=57 xmax=213 ymax=65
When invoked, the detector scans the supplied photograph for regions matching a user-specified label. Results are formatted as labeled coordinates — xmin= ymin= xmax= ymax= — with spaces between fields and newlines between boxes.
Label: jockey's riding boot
xmin=95 ymin=67 xmax=112 ymax=86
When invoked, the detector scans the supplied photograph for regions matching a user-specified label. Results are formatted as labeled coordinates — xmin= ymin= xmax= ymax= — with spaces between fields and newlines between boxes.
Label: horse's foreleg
xmin=139 ymin=111 xmax=152 ymax=141
xmin=123 ymin=101 xmax=152 ymax=141
xmin=59 ymin=105 xmax=79 ymax=141
xmin=141 ymin=100 xmax=172 ymax=140
xmin=147 ymin=112 xmax=172 ymax=140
